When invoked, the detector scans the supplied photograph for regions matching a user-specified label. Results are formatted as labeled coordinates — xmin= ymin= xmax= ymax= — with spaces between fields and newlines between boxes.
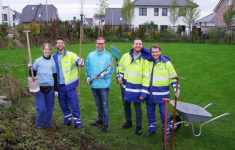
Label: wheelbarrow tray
xmin=169 ymin=100 xmax=212 ymax=122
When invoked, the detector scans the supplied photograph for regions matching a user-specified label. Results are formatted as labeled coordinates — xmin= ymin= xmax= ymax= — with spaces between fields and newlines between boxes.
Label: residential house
xmin=84 ymin=18 xmax=94 ymax=26
xmin=104 ymin=8 xmax=127 ymax=28
xmin=93 ymin=15 xmax=105 ymax=27
xmin=0 ymin=0 xmax=2 ymax=25
xmin=13 ymin=11 xmax=21 ymax=26
xmin=214 ymin=0 xmax=235 ymax=29
xmin=133 ymin=0 xmax=192 ymax=32
xmin=20 ymin=4 xmax=59 ymax=24
xmin=2 ymin=6 xmax=18 ymax=26
xmin=195 ymin=13 xmax=216 ymax=34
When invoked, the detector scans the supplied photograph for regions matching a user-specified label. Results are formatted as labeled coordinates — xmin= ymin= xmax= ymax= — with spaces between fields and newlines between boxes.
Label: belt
xmin=59 ymin=84 xmax=65 ymax=86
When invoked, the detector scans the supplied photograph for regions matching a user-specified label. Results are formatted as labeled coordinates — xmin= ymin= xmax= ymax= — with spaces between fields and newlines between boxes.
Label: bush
xmin=207 ymin=28 xmax=224 ymax=44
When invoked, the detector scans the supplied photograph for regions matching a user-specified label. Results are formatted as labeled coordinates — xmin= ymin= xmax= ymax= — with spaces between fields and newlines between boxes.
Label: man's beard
xmin=57 ymin=47 xmax=64 ymax=51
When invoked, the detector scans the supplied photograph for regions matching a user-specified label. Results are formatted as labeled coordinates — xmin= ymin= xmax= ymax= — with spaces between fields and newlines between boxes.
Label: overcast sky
xmin=3 ymin=0 xmax=220 ymax=21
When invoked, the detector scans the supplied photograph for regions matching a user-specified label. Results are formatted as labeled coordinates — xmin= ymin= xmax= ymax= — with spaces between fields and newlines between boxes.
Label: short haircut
xmin=96 ymin=37 xmax=105 ymax=43
xmin=56 ymin=37 xmax=66 ymax=44
xmin=133 ymin=38 xmax=143 ymax=44
xmin=150 ymin=44 xmax=162 ymax=52
xmin=42 ymin=43 xmax=52 ymax=51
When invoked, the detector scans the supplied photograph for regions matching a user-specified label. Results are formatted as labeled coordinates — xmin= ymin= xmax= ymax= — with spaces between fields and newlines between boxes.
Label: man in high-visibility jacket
xmin=117 ymin=38 xmax=151 ymax=136
xmin=53 ymin=37 xmax=85 ymax=129
xmin=143 ymin=44 xmax=180 ymax=140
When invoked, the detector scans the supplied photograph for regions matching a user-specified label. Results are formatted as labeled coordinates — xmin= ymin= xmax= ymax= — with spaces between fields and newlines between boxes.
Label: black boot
xmin=120 ymin=121 xmax=132 ymax=129
xmin=134 ymin=126 xmax=142 ymax=136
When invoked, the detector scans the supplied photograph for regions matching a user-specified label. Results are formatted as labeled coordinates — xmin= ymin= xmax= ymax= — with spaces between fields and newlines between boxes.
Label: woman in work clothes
xmin=29 ymin=43 xmax=57 ymax=129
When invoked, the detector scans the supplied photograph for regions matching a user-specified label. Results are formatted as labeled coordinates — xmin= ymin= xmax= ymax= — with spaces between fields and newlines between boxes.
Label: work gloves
xmin=174 ymin=89 xmax=180 ymax=98
xmin=55 ymin=91 xmax=58 ymax=98
xmin=28 ymin=63 xmax=33 ymax=67
xmin=87 ymin=77 xmax=91 ymax=85
xmin=87 ymin=73 xmax=104 ymax=85
xmin=76 ymin=57 xmax=85 ymax=67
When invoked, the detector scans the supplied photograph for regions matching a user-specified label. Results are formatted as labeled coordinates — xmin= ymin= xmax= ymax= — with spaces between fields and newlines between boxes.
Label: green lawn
xmin=0 ymin=42 xmax=235 ymax=150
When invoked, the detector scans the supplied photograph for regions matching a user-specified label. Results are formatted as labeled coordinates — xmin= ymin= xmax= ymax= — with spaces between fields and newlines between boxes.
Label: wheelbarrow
xmin=169 ymin=100 xmax=232 ymax=137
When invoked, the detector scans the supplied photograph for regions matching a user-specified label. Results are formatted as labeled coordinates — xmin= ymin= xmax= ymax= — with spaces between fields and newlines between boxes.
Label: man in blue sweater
xmin=86 ymin=37 xmax=114 ymax=132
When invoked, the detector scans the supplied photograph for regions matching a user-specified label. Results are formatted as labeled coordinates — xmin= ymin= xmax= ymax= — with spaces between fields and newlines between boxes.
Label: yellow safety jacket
xmin=118 ymin=49 xmax=150 ymax=102
xmin=53 ymin=50 xmax=80 ymax=91
xmin=143 ymin=55 xmax=178 ymax=104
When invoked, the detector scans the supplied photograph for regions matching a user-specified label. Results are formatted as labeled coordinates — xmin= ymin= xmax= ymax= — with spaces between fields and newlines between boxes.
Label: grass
xmin=0 ymin=42 xmax=235 ymax=149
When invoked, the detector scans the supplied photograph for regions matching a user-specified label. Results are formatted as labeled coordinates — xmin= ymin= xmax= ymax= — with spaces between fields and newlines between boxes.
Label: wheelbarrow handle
xmin=203 ymin=103 xmax=216 ymax=109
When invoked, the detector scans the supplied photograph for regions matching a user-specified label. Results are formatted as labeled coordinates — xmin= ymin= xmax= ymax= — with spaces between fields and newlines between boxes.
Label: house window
xmin=3 ymin=14 xmax=8 ymax=21
xmin=154 ymin=8 xmax=159 ymax=16
xmin=162 ymin=8 xmax=168 ymax=16
xmin=226 ymin=0 xmax=232 ymax=5
xmin=139 ymin=8 xmax=147 ymax=16
xmin=160 ymin=25 xmax=168 ymax=32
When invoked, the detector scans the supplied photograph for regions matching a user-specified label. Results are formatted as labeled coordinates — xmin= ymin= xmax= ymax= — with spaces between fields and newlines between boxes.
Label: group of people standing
xmin=29 ymin=37 xmax=179 ymax=142
xmin=117 ymin=38 xmax=180 ymax=141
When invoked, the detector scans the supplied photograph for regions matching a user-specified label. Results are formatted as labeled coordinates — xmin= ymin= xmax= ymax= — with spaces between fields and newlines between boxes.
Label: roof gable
xmin=20 ymin=4 xmax=57 ymax=23
xmin=104 ymin=8 xmax=127 ymax=25
xmin=214 ymin=0 xmax=223 ymax=11
xmin=196 ymin=13 xmax=216 ymax=23
xmin=134 ymin=0 xmax=189 ymax=7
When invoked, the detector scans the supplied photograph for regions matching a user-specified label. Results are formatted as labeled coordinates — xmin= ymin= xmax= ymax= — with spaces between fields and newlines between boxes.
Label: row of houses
xmin=1 ymin=0 xmax=235 ymax=34
xmin=195 ymin=0 xmax=235 ymax=34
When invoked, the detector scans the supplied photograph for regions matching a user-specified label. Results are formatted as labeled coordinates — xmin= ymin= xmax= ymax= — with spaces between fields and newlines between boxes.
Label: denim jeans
xmin=124 ymin=101 xmax=142 ymax=127
xmin=34 ymin=86 xmax=55 ymax=128
xmin=91 ymin=88 xmax=109 ymax=126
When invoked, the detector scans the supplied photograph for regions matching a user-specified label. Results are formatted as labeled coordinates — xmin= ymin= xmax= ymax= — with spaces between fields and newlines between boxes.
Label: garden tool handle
xmin=170 ymin=78 xmax=179 ymax=149
xmin=90 ymin=61 xmax=114 ymax=82
xmin=24 ymin=30 xmax=35 ymax=80
xmin=162 ymin=98 xmax=171 ymax=150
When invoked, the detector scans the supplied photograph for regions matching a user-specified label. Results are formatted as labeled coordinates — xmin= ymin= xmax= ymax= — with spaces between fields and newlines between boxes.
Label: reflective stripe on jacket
xmin=144 ymin=55 xmax=179 ymax=104
xmin=53 ymin=50 xmax=80 ymax=91
xmin=118 ymin=48 xmax=151 ymax=102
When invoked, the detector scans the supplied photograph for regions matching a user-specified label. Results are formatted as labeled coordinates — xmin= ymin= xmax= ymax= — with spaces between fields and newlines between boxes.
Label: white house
xmin=132 ymin=0 xmax=191 ymax=32
xmin=0 ymin=0 xmax=2 ymax=25
xmin=2 ymin=6 xmax=16 ymax=26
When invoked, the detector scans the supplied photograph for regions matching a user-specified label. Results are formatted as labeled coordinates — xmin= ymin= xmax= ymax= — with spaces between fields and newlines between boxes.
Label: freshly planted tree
xmin=95 ymin=0 xmax=109 ymax=36
xmin=223 ymin=4 xmax=235 ymax=32
xmin=169 ymin=0 xmax=180 ymax=32
xmin=121 ymin=0 xmax=135 ymax=28
xmin=183 ymin=0 xmax=200 ymax=36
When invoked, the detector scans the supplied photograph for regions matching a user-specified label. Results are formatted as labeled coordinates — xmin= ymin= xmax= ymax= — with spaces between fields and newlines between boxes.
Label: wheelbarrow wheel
xmin=170 ymin=115 xmax=181 ymax=132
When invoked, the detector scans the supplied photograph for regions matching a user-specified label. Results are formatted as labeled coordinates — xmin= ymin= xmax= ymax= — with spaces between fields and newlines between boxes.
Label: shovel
xmin=24 ymin=30 xmax=40 ymax=93
xmin=90 ymin=61 xmax=114 ymax=83
xmin=110 ymin=45 xmax=127 ymax=118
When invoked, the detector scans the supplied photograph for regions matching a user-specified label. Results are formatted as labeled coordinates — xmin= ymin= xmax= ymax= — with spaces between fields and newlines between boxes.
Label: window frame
xmin=3 ymin=14 xmax=8 ymax=21
xmin=162 ymin=8 xmax=168 ymax=16
xmin=154 ymin=8 xmax=159 ymax=16
xmin=226 ymin=0 xmax=232 ymax=6
xmin=139 ymin=8 xmax=147 ymax=16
